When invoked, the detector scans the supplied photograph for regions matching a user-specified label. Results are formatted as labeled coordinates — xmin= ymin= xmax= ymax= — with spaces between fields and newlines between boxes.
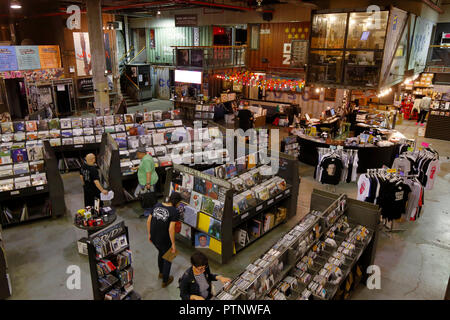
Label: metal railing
xmin=172 ymin=45 xmax=247 ymax=69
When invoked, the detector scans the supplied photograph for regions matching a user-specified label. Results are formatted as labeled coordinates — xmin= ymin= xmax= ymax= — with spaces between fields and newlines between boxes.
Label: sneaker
xmin=415 ymin=122 xmax=418 ymax=125
xmin=162 ymin=276 xmax=174 ymax=288
xmin=158 ymin=273 xmax=163 ymax=279
xmin=420 ymin=123 xmax=424 ymax=126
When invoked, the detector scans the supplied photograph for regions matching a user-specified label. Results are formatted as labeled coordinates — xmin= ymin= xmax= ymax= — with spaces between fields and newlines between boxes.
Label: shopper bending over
xmin=179 ymin=251 xmax=231 ymax=300
xmin=80 ymin=153 xmax=108 ymax=207
xmin=134 ymin=146 xmax=158 ymax=197
xmin=147 ymin=192 xmax=182 ymax=288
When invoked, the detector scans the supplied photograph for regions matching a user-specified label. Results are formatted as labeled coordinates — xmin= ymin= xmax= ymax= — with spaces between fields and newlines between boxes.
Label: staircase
xmin=121 ymin=88 xmax=139 ymax=108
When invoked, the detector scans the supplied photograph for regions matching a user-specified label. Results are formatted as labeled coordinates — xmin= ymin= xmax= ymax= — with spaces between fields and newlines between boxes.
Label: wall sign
xmin=290 ymin=40 xmax=308 ymax=68
xmin=175 ymin=14 xmax=198 ymax=27
xmin=0 ymin=46 xmax=18 ymax=71
xmin=16 ymin=46 xmax=41 ymax=70
xmin=77 ymin=77 xmax=94 ymax=94
xmin=38 ymin=45 xmax=61 ymax=69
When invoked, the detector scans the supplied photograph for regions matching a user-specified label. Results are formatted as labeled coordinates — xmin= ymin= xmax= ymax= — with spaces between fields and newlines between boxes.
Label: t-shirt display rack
xmin=0 ymin=225 xmax=11 ymax=299
xmin=0 ymin=141 xmax=66 ymax=227
xmin=214 ymin=189 xmax=380 ymax=300
xmin=86 ymin=220 xmax=140 ymax=300
xmin=165 ymin=148 xmax=300 ymax=264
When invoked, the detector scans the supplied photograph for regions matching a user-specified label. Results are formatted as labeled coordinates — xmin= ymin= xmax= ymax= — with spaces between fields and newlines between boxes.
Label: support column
xmin=124 ymin=15 xmax=131 ymax=62
xmin=86 ymin=0 xmax=109 ymax=115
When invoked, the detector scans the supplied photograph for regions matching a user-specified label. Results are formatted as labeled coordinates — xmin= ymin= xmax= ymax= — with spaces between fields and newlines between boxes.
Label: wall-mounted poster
xmin=177 ymin=49 xmax=189 ymax=66
xmin=16 ymin=46 xmax=41 ymax=70
xmin=149 ymin=29 xmax=155 ymax=48
xmin=190 ymin=49 xmax=203 ymax=67
xmin=0 ymin=46 xmax=18 ymax=71
xmin=73 ymin=32 xmax=92 ymax=76
xmin=38 ymin=45 xmax=61 ymax=69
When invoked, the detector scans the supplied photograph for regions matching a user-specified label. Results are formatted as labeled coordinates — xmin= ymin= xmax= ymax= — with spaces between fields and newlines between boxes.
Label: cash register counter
xmin=297 ymin=135 xmax=399 ymax=173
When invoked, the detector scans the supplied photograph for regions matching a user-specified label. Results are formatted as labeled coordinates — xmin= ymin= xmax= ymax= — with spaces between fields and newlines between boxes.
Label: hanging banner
xmin=16 ymin=45 xmax=41 ymax=70
xmin=104 ymin=33 xmax=112 ymax=74
xmin=38 ymin=45 xmax=61 ymax=69
xmin=0 ymin=46 xmax=18 ymax=71
xmin=408 ymin=16 xmax=434 ymax=72
xmin=73 ymin=32 xmax=92 ymax=76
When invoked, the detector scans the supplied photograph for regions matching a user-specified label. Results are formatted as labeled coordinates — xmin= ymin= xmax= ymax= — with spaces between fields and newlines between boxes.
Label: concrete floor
xmin=2 ymin=120 xmax=449 ymax=300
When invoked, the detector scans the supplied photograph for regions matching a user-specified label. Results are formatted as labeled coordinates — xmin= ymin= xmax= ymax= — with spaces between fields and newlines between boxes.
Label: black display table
xmin=297 ymin=136 xmax=399 ymax=173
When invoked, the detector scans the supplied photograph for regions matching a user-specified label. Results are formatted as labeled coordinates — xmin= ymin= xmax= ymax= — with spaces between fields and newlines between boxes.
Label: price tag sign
xmin=276 ymin=194 xmax=283 ymax=200
xmin=75 ymin=144 xmax=83 ymax=148
xmin=267 ymin=199 xmax=274 ymax=205
xmin=241 ymin=213 xmax=249 ymax=220
xmin=36 ymin=186 xmax=44 ymax=191
xmin=387 ymin=169 xmax=397 ymax=173
xmin=256 ymin=205 xmax=263 ymax=212
xmin=285 ymin=189 xmax=290 ymax=195
xmin=421 ymin=142 xmax=429 ymax=148
xmin=11 ymin=191 xmax=20 ymax=195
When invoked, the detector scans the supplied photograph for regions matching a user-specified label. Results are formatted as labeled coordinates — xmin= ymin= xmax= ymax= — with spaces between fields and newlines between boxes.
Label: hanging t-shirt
xmin=150 ymin=203 xmax=179 ymax=248
xmin=320 ymin=157 xmax=343 ymax=185
xmin=425 ymin=160 xmax=439 ymax=190
xmin=357 ymin=174 xmax=371 ymax=201
xmin=379 ymin=182 xmax=411 ymax=221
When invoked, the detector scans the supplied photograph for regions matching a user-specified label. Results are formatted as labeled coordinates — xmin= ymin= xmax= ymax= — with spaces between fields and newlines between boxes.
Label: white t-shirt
xmin=425 ymin=160 xmax=439 ymax=190
xmin=357 ymin=174 xmax=371 ymax=201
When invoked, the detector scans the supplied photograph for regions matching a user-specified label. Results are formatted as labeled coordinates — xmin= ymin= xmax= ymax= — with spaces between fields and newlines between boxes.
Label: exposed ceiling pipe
xmin=15 ymin=0 xmax=275 ymax=19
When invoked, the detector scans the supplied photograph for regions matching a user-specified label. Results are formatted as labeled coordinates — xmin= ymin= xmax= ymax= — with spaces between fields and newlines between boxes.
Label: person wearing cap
xmin=147 ymin=192 xmax=183 ymax=288
xmin=80 ymin=153 xmax=108 ymax=207
xmin=134 ymin=145 xmax=158 ymax=199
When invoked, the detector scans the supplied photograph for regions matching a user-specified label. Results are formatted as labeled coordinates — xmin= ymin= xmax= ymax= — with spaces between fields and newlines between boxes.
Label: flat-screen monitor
xmin=175 ymin=70 xmax=202 ymax=84
xmin=361 ymin=31 xmax=370 ymax=41
xmin=330 ymin=108 xmax=336 ymax=116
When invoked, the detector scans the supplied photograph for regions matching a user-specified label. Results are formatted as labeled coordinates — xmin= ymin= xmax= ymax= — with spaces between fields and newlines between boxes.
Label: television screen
xmin=330 ymin=108 xmax=336 ymax=116
xmin=175 ymin=70 xmax=202 ymax=84
xmin=361 ymin=31 xmax=370 ymax=41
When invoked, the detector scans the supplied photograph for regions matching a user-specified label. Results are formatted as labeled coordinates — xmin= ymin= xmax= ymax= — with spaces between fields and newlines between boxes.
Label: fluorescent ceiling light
xmin=10 ymin=1 xmax=21 ymax=9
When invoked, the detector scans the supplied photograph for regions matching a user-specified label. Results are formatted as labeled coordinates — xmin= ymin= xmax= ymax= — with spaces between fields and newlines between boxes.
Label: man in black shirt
xmin=79 ymin=153 xmax=108 ymax=207
xmin=147 ymin=192 xmax=182 ymax=288
xmin=237 ymin=105 xmax=254 ymax=132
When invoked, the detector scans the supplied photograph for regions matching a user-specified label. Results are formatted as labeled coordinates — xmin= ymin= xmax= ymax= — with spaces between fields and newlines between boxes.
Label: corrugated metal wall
xmin=150 ymin=66 xmax=172 ymax=99
xmin=146 ymin=26 xmax=212 ymax=64
xmin=248 ymin=22 xmax=310 ymax=72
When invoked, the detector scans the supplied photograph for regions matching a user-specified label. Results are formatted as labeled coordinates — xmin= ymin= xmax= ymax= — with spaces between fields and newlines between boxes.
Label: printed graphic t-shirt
xmin=320 ymin=157 xmax=343 ymax=185
xmin=150 ymin=203 xmax=179 ymax=247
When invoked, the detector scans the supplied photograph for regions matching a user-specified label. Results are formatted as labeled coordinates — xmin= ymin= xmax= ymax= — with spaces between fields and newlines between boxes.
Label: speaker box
xmin=262 ymin=12 xmax=273 ymax=21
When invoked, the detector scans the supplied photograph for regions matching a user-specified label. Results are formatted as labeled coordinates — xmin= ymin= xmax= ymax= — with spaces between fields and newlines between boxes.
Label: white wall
xmin=439 ymin=4 xmax=450 ymax=23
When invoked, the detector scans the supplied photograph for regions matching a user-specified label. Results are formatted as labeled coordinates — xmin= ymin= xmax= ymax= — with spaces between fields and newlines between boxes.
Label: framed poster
xmin=177 ymin=49 xmax=190 ymax=66
xmin=290 ymin=40 xmax=308 ymax=68
xmin=190 ymin=49 xmax=204 ymax=67
xmin=149 ymin=29 xmax=155 ymax=48
xmin=324 ymin=88 xmax=336 ymax=101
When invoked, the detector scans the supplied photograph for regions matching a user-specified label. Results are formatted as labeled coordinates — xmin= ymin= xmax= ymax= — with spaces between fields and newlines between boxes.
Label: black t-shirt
xmin=150 ymin=203 xmax=179 ymax=248
xmin=80 ymin=163 xmax=100 ymax=197
xmin=379 ymin=181 xmax=411 ymax=221
xmin=238 ymin=109 xmax=253 ymax=131
xmin=320 ymin=157 xmax=343 ymax=185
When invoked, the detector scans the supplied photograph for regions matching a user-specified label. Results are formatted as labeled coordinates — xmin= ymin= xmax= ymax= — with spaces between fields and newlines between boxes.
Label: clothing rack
xmin=362 ymin=168 xmax=421 ymax=237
